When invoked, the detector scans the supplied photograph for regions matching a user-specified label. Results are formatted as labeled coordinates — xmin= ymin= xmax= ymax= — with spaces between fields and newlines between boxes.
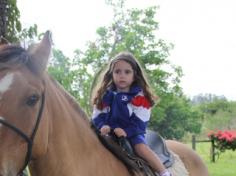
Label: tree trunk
xmin=0 ymin=0 xmax=8 ymax=43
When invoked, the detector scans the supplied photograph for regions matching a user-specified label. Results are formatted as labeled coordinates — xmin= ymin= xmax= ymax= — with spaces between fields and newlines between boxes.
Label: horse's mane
xmin=48 ymin=76 xmax=89 ymax=121
xmin=0 ymin=44 xmax=29 ymax=68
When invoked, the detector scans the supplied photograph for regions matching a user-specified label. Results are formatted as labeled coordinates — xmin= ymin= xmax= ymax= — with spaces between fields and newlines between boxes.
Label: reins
xmin=0 ymin=93 xmax=45 ymax=176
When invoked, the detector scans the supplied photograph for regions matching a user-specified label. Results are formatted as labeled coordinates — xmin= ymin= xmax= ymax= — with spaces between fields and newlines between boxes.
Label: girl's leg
xmin=134 ymin=143 xmax=170 ymax=175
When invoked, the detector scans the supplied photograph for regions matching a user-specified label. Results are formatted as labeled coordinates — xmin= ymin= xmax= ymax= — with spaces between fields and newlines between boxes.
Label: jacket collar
xmin=109 ymin=85 xmax=141 ymax=95
xmin=103 ymin=85 xmax=141 ymax=105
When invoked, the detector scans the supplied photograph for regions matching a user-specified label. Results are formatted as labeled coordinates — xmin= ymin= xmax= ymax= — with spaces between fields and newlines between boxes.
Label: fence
xmin=191 ymin=135 xmax=217 ymax=162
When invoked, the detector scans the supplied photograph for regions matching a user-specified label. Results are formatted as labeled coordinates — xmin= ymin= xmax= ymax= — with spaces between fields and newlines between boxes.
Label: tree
xmin=0 ymin=0 xmax=21 ymax=42
xmin=0 ymin=0 xmax=38 ymax=44
xmin=48 ymin=49 xmax=93 ymax=114
xmin=7 ymin=0 xmax=202 ymax=139
xmin=194 ymin=94 xmax=236 ymax=131
xmin=47 ymin=0 xmax=201 ymax=139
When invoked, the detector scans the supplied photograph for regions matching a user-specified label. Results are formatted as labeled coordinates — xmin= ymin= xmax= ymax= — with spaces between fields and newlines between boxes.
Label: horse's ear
xmin=28 ymin=31 xmax=52 ymax=75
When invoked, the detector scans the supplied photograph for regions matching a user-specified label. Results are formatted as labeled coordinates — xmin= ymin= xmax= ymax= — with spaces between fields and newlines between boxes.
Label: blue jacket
xmin=92 ymin=86 xmax=151 ymax=138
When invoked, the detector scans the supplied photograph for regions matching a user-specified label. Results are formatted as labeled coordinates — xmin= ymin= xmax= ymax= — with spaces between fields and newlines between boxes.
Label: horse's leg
xmin=166 ymin=140 xmax=209 ymax=176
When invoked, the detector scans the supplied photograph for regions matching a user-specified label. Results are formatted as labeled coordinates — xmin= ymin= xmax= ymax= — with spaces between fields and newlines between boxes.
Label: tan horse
xmin=0 ymin=31 xmax=208 ymax=176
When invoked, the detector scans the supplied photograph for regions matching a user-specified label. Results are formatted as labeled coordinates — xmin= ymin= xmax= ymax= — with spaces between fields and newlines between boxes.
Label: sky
xmin=18 ymin=0 xmax=236 ymax=100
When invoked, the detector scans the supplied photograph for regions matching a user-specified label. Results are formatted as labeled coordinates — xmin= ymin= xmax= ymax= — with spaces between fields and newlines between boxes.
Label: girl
xmin=92 ymin=51 xmax=171 ymax=176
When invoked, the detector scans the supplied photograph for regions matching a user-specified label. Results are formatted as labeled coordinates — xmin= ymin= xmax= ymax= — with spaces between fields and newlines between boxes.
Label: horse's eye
xmin=26 ymin=95 xmax=40 ymax=106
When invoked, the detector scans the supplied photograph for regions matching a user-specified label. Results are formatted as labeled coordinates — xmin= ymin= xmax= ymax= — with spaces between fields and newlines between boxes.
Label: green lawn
xmin=192 ymin=142 xmax=236 ymax=176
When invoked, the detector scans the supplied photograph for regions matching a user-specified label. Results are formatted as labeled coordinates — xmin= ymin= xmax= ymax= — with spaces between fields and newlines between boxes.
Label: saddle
xmin=145 ymin=130 xmax=174 ymax=168
xmin=92 ymin=125 xmax=174 ymax=176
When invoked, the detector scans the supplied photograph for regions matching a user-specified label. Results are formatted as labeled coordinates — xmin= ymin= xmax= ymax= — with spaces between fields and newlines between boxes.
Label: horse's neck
xmin=30 ymin=76 xmax=130 ymax=176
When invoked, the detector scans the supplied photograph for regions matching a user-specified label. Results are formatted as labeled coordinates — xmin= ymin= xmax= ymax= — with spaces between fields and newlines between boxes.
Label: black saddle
xmin=117 ymin=130 xmax=174 ymax=168
xmin=92 ymin=124 xmax=174 ymax=175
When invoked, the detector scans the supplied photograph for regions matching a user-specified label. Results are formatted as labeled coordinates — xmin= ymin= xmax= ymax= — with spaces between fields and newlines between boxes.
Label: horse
xmin=0 ymin=31 xmax=209 ymax=176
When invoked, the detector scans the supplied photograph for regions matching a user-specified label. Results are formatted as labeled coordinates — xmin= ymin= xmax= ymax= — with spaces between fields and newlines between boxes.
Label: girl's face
xmin=112 ymin=60 xmax=134 ymax=92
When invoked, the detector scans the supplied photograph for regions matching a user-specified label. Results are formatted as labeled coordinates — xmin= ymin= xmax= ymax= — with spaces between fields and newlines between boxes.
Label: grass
xmin=192 ymin=142 xmax=236 ymax=176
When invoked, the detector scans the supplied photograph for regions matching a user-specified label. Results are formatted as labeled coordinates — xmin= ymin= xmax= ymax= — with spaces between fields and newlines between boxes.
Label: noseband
xmin=0 ymin=93 xmax=45 ymax=176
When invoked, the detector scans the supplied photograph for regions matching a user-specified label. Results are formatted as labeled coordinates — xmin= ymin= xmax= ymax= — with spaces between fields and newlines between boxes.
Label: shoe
xmin=160 ymin=170 xmax=172 ymax=176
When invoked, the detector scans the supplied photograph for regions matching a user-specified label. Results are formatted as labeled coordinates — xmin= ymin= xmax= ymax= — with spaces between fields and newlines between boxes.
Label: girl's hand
xmin=100 ymin=125 xmax=111 ymax=136
xmin=114 ymin=128 xmax=127 ymax=137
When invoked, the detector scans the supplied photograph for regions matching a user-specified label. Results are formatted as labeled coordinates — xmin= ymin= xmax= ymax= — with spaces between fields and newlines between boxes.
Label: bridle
xmin=0 ymin=93 xmax=45 ymax=176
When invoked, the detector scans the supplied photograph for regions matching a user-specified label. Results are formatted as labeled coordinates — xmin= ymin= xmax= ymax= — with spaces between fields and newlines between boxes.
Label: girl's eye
xmin=125 ymin=70 xmax=132 ymax=74
xmin=26 ymin=94 xmax=40 ymax=107
xmin=114 ymin=70 xmax=121 ymax=74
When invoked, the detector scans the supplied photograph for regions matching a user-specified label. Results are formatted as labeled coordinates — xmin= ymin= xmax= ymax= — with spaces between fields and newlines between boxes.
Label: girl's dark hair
xmin=93 ymin=51 xmax=156 ymax=109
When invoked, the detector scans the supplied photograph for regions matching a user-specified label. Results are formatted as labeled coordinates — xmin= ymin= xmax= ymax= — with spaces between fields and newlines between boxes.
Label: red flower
xmin=208 ymin=130 xmax=236 ymax=152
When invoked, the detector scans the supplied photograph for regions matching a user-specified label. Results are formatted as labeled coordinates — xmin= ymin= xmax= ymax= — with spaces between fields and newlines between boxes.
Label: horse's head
xmin=0 ymin=31 xmax=52 ymax=176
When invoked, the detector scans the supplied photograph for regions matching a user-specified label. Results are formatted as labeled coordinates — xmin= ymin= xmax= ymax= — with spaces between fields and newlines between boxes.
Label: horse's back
xmin=166 ymin=140 xmax=209 ymax=176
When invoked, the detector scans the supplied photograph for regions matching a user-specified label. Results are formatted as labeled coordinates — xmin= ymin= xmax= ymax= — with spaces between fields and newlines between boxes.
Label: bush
xmin=208 ymin=130 xmax=236 ymax=152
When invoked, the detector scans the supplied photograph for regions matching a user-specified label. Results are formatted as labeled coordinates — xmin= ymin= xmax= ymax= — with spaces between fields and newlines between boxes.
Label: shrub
xmin=208 ymin=130 xmax=236 ymax=152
